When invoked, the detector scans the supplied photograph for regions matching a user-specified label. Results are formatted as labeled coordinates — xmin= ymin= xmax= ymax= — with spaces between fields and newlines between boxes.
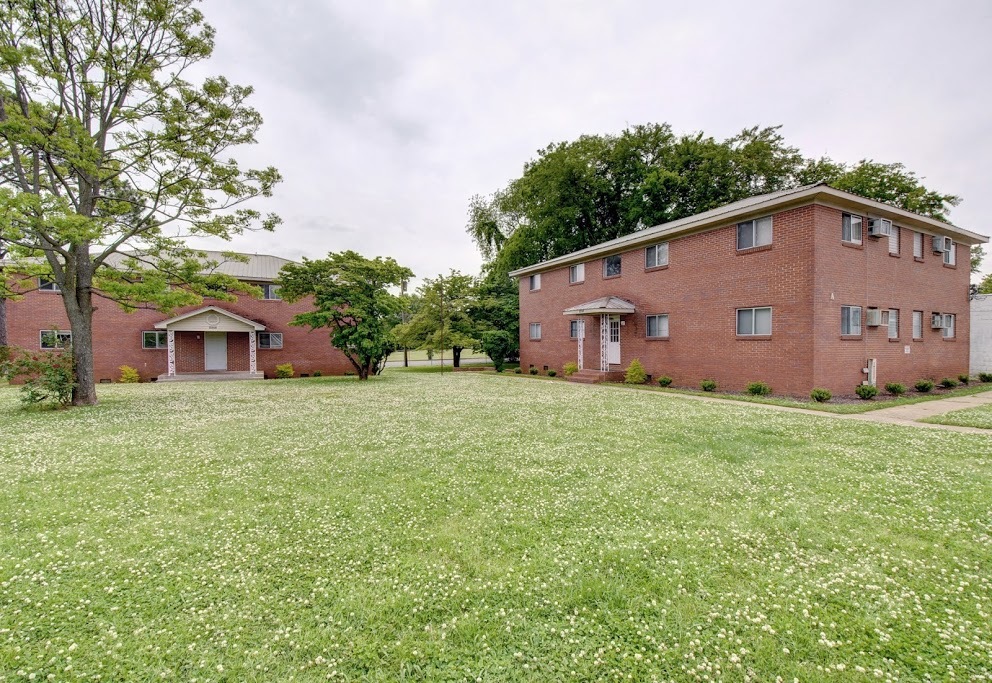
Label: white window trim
xmin=142 ymin=330 xmax=168 ymax=349
xmin=529 ymin=273 xmax=541 ymax=291
xmin=646 ymin=314 xmax=669 ymax=339
xmin=913 ymin=232 xmax=924 ymax=259
xmin=645 ymin=242 xmax=669 ymax=269
xmin=888 ymin=226 xmax=900 ymax=255
xmin=942 ymin=314 xmax=955 ymax=339
xmin=842 ymin=214 xmax=863 ymax=245
xmin=887 ymin=309 xmax=899 ymax=339
xmin=261 ymin=283 xmax=282 ymax=300
xmin=258 ymin=332 xmax=284 ymax=349
xmin=737 ymin=216 xmax=773 ymax=250
xmin=736 ymin=307 xmax=772 ymax=336
xmin=603 ymin=255 xmax=622 ymax=278
xmin=38 ymin=277 xmax=61 ymax=292
xmin=529 ymin=322 xmax=542 ymax=341
xmin=568 ymin=263 xmax=585 ymax=284
xmin=943 ymin=241 xmax=956 ymax=266
xmin=40 ymin=330 xmax=72 ymax=349
xmin=841 ymin=306 xmax=862 ymax=336
xmin=912 ymin=310 xmax=923 ymax=339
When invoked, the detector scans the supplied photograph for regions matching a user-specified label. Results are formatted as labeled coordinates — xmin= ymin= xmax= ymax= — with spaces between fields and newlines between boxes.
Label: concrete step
xmin=567 ymin=368 xmax=625 ymax=384
xmin=157 ymin=371 xmax=265 ymax=382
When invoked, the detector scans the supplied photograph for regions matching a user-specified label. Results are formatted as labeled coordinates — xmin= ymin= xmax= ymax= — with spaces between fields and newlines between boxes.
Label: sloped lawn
xmin=923 ymin=402 xmax=992 ymax=429
xmin=1 ymin=374 xmax=991 ymax=681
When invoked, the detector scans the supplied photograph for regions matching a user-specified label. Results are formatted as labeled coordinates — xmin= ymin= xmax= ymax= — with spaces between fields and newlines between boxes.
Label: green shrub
xmin=914 ymin=379 xmax=934 ymax=393
xmin=624 ymin=359 xmax=647 ymax=384
xmin=514 ymin=367 xmax=522 ymax=374
xmin=546 ymin=369 xmax=557 ymax=377
xmin=480 ymin=330 xmax=516 ymax=373
xmin=312 ymin=370 xmax=322 ymax=377
xmin=809 ymin=387 xmax=832 ymax=403
xmin=700 ymin=379 xmax=717 ymax=392
xmin=884 ymin=382 xmax=906 ymax=396
xmin=980 ymin=372 xmax=992 ymax=383
xmin=657 ymin=376 xmax=673 ymax=387
xmin=529 ymin=367 xmax=538 ymax=375
xmin=118 ymin=365 xmax=140 ymax=383
xmin=855 ymin=384 xmax=879 ymax=400
xmin=939 ymin=377 xmax=957 ymax=389
xmin=562 ymin=362 xmax=579 ymax=377
xmin=275 ymin=363 xmax=294 ymax=379
xmin=1 ymin=347 xmax=76 ymax=408
xmin=958 ymin=374 xmax=970 ymax=385
xmin=746 ymin=381 xmax=772 ymax=396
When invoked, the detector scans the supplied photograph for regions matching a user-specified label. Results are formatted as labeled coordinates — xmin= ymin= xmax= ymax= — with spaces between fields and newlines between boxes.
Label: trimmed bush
xmin=855 ymin=384 xmax=879 ymax=400
xmin=562 ymin=362 xmax=579 ymax=377
xmin=118 ymin=365 xmax=140 ymax=383
xmin=980 ymin=372 xmax=992 ymax=383
xmin=939 ymin=377 xmax=957 ymax=389
xmin=657 ymin=376 xmax=673 ymax=387
xmin=312 ymin=370 xmax=322 ymax=377
xmin=915 ymin=379 xmax=935 ymax=393
xmin=884 ymin=382 xmax=906 ymax=396
xmin=275 ymin=363 xmax=294 ymax=379
xmin=624 ymin=359 xmax=648 ymax=385
xmin=546 ymin=369 xmax=557 ymax=377
xmin=513 ymin=367 xmax=522 ymax=374
xmin=529 ymin=367 xmax=538 ymax=375
xmin=746 ymin=381 xmax=772 ymax=396
xmin=809 ymin=387 xmax=832 ymax=403
xmin=700 ymin=379 xmax=717 ymax=392
xmin=958 ymin=374 xmax=970 ymax=385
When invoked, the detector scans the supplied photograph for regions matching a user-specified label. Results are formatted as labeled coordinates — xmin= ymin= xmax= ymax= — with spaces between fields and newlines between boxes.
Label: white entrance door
xmin=204 ymin=332 xmax=228 ymax=371
xmin=608 ymin=316 xmax=621 ymax=365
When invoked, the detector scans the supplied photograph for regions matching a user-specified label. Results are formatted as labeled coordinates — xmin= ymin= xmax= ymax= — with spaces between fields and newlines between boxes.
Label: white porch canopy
xmin=154 ymin=306 xmax=266 ymax=377
xmin=561 ymin=297 xmax=635 ymax=372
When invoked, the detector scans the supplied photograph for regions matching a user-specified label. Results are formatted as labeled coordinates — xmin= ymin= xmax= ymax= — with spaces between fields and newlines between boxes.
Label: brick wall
xmin=6 ymin=290 xmax=354 ymax=381
xmin=519 ymin=202 xmax=971 ymax=396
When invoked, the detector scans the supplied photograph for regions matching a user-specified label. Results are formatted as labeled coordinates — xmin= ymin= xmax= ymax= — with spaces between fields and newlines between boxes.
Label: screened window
xmin=842 ymin=214 xmax=862 ymax=244
xmin=529 ymin=323 xmax=542 ymax=340
xmin=604 ymin=255 xmax=621 ymax=277
xmin=38 ymin=277 xmax=61 ymax=292
xmin=258 ymin=332 xmax=283 ymax=349
xmin=646 ymin=314 xmax=669 ymax=338
xmin=913 ymin=232 xmax=924 ymax=259
xmin=912 ymin=310 xmax=923 ymax=339
xmin=737 ymin=216 xmax=773 ymax=250
xmin=568 ymin=263 xmax=584 ymax=283
xmin=887 ymin=309 xmax=899 ymax=339
xmin=888 ymin=226 xmax=900 ymax=255
xmin=529 ymin=274 xmax=541 ymax=291
xmin=736 ymin=307 xmax=772 ymax=336
xmin=40 ymin=330 xmax=71 ymax=349
xmin=645 ymin=242 xmax=669 ymax=268
xmin=943 ymin=241 xmax=956 ymax=266
xmin=841 ymin=306 xmax=862 ymax=336
xmin=942 ymin=314 xmax=955 ymax=339
xmin=143 ymin=331 xmax=167 ymax=349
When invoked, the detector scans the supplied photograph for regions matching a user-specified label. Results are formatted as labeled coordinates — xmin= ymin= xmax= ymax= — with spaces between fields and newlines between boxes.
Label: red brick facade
xmin=518 ymin=201 xmax=973 ymax=396
xmin=6 ymin=287 xmax=354 ymax=381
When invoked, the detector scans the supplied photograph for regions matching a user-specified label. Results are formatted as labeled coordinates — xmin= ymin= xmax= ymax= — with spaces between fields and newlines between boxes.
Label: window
xmin=887 ymin=309 xmax=899 ymax=339
xmin=645 ymin=242 xmax=669 ymax=268
xmin=842 ymin=214 xmax=862 ymax=244
xmin=942 ymin=314 xmax=955 ymax=339
xmin=568 ymin=263 xmax=584 ymax=284
xmin=841 ymin=306 xmax=862 ymax=336
xmin=529 ymin=323 xmax=542 ymax=340
xmin=913 ymin=232 xmax=924 ymax=259
xmin=529 ymin=274 xmax=541 ymax=291
xmin=569 ymin=320 xmax=580 ymax=338
xmin=261 ymin=283 xmax=281 ymax=300
xmin=736 ymin=307 xmax=772 ymax=336
xmin=38 ymin=277 xmax=60 ymax=292
xmin=40 ymin=330 xmax=71 ymax=349
xmin=646 ymin=314 xmax=669 ymax=338
xmin=143 ymin=331 xmax=167 ymax=349
xmin=604 ymin=255 xmax=621 ymax=278
xmin=944 ymin=240 xmax=956 ymax=266
xmin=912 ymin=310 xmax=923 ymax=339
xmin=737 ymin=216 xmax=773 ymax=250
xmin=258 ymin=332 xmax=283 ymax=349
xmin=888 ymin=226 xmax=900 ymax=255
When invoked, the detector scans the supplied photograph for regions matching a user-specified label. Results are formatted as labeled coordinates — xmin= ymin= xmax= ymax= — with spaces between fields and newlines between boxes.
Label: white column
xmin=249 ymin=331 xmax=257 ymax=374
xmin=167 ymin=329 xmax=176 ymax=376
xmin=600 ymin=314 xmax=609 ymax=372
xmin=577 ymin=319 xmax=584 ymax=370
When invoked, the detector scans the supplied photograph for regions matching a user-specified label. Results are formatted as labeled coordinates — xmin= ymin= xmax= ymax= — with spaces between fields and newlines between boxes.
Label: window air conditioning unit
xmin=865 ymin=308 xmax=882 ymax=327
xmin=932 ymin=235 xmax=946 ymax=253
xmin=867 ymin=217 xmax=892 ymax=237
xmin=931 ymin=313 xmax=946 ymax=329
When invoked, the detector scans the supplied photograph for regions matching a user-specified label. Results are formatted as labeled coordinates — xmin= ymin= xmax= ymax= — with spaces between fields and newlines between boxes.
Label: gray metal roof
xmin=562 ymin=296 xmax=636 ymax=315
xmin=510 ymin=183 xmax=988 ymax=278
xmin=101 ymin=250 xmax=293 ymax=281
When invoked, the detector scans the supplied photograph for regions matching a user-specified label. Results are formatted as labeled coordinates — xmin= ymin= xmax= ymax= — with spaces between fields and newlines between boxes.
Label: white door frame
xmin=204 ymin=331 xmax=228 ymax=371
xmin=608 ymin=316 xmax=621 ymax=365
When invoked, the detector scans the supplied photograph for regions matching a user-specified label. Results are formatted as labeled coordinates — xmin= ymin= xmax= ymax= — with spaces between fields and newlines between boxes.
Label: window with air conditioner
xmin=868 ymin=217 xmax=892 ymax=237
xmin=865 ymin=308 xmax=882 ymax=327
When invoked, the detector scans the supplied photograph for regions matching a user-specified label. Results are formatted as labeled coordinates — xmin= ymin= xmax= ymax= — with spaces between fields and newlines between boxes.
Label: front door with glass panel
xmin=608 ymin=316 xmax=621 ymax=365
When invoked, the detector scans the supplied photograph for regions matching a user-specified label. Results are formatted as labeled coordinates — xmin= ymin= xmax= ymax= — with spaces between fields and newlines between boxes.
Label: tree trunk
xmin=0 ymin=296 xmax=7 ymax=348
xmin=60 ymin=247 xmax=98 ymax=406
xmin=452 ymin=346 xmax=462 ymax=368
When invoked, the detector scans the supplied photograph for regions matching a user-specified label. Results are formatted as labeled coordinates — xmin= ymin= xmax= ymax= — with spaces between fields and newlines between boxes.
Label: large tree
xmin=394 ymin=271 xmax=477 ymax=368
xmin=0 ymin=0 xmax=280 ymax=405
xmin=468 ymin=124 xmax=965 ymax=278
xmin=277 ymin=251 xmax=413 ymax=380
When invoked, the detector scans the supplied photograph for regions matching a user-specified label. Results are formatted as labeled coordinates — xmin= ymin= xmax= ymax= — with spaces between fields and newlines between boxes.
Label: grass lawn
xmin=2 ymin=374 xmax=992 ymax=681
xmin=923 ymin=403 xmax=992 ymax=429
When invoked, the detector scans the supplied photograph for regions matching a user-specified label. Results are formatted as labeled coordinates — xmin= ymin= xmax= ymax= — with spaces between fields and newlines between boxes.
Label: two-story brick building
xmin=5 ymin=252 xmax=353 ymax=381
xmin=510 ymin=183 xmax=988 ymax=396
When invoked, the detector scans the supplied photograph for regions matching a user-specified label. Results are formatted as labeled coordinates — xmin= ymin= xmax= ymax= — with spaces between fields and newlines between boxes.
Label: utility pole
xmin=400 ymin=279 xmax=409 ymax=367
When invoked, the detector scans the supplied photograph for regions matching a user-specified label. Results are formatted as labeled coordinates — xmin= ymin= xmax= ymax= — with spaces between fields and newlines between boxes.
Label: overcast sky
xmin=188 ymin=0 xmax=992 ymax=282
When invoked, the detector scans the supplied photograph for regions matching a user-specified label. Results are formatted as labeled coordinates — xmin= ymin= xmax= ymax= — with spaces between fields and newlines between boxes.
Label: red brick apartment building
xmin=5 ymin=252 xmax=351 ymax=382
xmin=510 ymin=183 xmax=988 ymax=396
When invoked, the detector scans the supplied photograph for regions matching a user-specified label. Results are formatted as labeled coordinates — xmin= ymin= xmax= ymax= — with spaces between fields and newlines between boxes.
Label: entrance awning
xmin=562 ymin=296 xmax=635 ymax=316
xmin=154 ymin=305 xmax=266 ymax=332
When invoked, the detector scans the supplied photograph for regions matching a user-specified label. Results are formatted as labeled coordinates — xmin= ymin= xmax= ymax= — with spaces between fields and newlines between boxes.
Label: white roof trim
xmin=509 ymin=184 xmax=988 ymax=277
xmin=563 ymin=296 xmax=636 ymax=316
xmin=154 ymin=305 xmax=266 ymax=330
